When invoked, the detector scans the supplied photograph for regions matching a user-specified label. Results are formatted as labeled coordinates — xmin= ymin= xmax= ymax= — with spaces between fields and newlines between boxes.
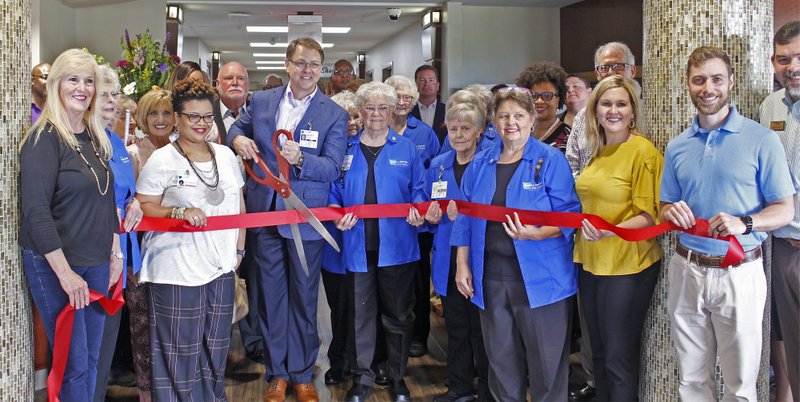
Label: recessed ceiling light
xmin=251 ymin=42 xmax=333 ymax=48
xmin=255 ymin=60 xmax=285 ymax=64
xmin=257 ymin=66 xmax=285 ymax=70
xmin=253 ymin=53 xmax=285 ymax=57
xmin=246 ymin=26 xmax=350 ymax=34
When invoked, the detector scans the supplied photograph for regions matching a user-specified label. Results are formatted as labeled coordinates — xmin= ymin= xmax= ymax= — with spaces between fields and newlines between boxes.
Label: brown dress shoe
xmin=293 ymin=383 xmax=319 ymax=402
xmin=263 ymin=378 xmax=288 ymax=402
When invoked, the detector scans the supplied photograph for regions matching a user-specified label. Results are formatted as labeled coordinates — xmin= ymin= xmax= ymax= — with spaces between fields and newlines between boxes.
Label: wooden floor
xmin=35 ymin=285 xmax=590 ymax=401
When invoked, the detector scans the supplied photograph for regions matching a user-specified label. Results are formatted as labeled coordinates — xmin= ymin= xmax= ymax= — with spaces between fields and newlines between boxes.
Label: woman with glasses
xmin=451 ymin=88 xmax=580 ymax=402
xmin=92 ymin=64 xmax=145 ymax=402
xmin=574 ymin=76 xmax=662 ymax=401
xmin=329 ymin=81 xmax=426 ymax=402
xmin=136 ymin=79 xmax=245 ymax=401
xmin=20 ymin=48 xmax=120 ymax=402
xmin=516 ymin=62 xmax=571 ymax=153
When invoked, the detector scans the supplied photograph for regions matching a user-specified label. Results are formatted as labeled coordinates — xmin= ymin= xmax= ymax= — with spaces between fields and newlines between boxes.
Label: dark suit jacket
xmin=228 ymin=85 xmax=348 ymax=240
xmin=411 ymin=100 xmax=447 ymax=146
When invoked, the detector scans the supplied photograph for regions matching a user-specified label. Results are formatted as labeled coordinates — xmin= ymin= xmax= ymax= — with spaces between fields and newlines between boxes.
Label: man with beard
xmin=759 ymin=20 xmax=800 ymax=400
xmin=31 ymin=62 xmax=50 ymax=124
xmin=660 ymin=46 xmax=795 ymax=402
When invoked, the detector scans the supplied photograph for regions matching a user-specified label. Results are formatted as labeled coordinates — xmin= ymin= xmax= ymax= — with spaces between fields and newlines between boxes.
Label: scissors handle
xmin=243 ymin=155 xmax=291 ymax=197
xmin=272 ymin=129 xmax=293 ymax=183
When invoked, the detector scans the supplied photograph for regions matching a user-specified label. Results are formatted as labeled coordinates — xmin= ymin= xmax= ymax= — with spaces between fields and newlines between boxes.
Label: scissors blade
xmin=289 ymin=219 xmax=310 ymax=277
xmin=285 ymin=191 xmax=341 ymax=252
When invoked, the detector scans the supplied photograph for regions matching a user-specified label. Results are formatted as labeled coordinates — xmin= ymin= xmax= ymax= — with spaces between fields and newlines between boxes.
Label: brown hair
xmin=686 ymin=46 xmax=732 ymax=79
xmin=171 ymin=78 xmax=218 ymax=113
xmin=136 ymin=89 xmax=172 ymax=135
xmin=492 ymin=88 xmax=535 ymax=118
xmin=414 ymin=64 xmax=438 ymax=81
xmin=286 ymin=37 xmax=325 ymax=63
xmin=774 ymin=21 xmax=800 ymax=51
xmin=165 ymin=61 xmax=204 ymax=91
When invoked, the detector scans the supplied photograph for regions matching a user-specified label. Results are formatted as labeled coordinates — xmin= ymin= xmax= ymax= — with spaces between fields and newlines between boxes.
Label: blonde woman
xmin=574 ymin=75 xmax=663 ymax=401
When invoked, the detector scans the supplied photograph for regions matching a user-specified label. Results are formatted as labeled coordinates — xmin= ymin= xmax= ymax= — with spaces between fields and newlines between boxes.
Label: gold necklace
xmin=75 ymin=132 xmax=110 ymax=196
xmin=534 ymin=118 xmax=560 ymax=141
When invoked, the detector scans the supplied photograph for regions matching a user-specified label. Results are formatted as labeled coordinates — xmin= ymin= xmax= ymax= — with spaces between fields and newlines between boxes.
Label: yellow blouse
xmin=574 ymin=135 xmax=664 ymax=275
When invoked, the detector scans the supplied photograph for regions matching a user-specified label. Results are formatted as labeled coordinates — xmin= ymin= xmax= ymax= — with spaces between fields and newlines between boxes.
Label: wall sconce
xmin=423 ymin=9 xmax=442 ymax=28
xmin=357 ymin=53 xmax=366 ymax=63
xmin=166 ymin=4 xmax=183 ymax=24
xmin=211 ymin=51 xmax=220 ymax=62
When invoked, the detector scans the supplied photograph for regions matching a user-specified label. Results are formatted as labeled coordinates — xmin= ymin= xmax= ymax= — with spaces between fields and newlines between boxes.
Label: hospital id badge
xmin=176 ymin=172 xmax=198 ymax=188
xmin=299 ymin=129 xmax=319 ymax=149
xmin=431 ymin=181 xmax=448 ymax=199
xmin=342 ymin=154 xmax=354 ymax=171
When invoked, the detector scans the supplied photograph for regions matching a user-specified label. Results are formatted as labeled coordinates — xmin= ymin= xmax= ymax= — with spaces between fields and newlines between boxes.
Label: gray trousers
xmin=773 ymin=238 xmax=800 ymax=400
xmin=149 ymin=272 xmax=234 ymax=402
xmin=480 ymin=278 xmax=571 ymax=402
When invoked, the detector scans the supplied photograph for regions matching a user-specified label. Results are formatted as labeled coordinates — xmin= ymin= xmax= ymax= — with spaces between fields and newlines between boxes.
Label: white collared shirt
xmin=220 ymin=100 xmax=245 ymax=132
xmin=417 ymin=100 xmax=437 ymax=128
xmin=277 ymin=86 xmax=317 ymax=132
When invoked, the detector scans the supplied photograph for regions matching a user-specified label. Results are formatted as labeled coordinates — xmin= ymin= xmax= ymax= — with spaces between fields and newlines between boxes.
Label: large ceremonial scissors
xmin=243 ymin=129 xmax=341 ymax=276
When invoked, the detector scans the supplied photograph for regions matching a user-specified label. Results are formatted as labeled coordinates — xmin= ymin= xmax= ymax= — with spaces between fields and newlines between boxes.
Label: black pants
xmin=348 ymin=251 xmax=416 ymax=385
xmin=322 ymin=269 xmax=353 ymax=372
xmin=578 ymin=261 xmax=661 ymax=402
xmin=443 ymin=266 xmax=489 ymax=396
xmin=412 ymin=232 xmax=434 ymax=345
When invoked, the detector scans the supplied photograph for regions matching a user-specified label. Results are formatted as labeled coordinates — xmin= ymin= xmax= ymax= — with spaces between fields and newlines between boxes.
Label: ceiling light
xmin=228 ymin=11 xmax=251 ymax=18
xmin=253 ymin=53 xmax=285 ymax=57
xmin=246 ymin=26 xmax=350 ymax=34
xmin=255 ymin=61 xmax=285 ymax=64
xmin=251 ymin=42 xmax=333 ymax=48
xmin=257 ymin=67 xmax=285 ymax=70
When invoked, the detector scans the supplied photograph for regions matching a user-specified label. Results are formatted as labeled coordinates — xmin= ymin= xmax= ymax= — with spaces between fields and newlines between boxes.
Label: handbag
xmin=232 ymin=272 xmax=249 ymax=324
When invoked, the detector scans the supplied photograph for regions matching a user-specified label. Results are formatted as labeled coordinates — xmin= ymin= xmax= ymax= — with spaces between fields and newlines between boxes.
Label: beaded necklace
xmin=75 ymin=131 xmax=110 ymax=196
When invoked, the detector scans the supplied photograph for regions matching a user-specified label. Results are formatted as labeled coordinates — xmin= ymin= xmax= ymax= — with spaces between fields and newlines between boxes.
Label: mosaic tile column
xmin=640 ymin=1 xmax=774 ymax=401
xmin=0 ymin=0 xmax=34 ymax=400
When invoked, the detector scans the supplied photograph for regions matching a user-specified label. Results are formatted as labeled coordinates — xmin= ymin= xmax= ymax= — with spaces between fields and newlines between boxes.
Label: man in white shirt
xmin=214 ymin=61 xmax=249 ymax=143
xmin=411 ymin=65 xmax=447 ymax=145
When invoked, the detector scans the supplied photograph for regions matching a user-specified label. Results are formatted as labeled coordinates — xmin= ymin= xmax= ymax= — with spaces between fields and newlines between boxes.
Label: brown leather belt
xmin=776 ymin=237 xmax=800 ymax=249
xmin=675 ymin=243 xmax=762 ymax=268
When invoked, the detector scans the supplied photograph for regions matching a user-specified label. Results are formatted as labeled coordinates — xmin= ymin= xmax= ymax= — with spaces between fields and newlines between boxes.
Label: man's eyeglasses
xmin=595 ymin=63 xmax=633 ymax=74
xmin=288 ymin=59 xmax=322 ymax=71
xmin=180 ymin=112 xmax=215 ymax=124
xmin=333 ymin=69 xmax=354 ymax=76
xmin=100 ymin=91 xmax=122 ymax=100
xmin=531 ymin=92 xmax=557 ymax=101
xmin=363 ymin=104 xmax=393 ymax=113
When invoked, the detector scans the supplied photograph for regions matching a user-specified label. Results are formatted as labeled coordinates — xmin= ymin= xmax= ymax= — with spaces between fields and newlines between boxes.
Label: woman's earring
xmin=629 ymin=119 xmax=636 ymax=129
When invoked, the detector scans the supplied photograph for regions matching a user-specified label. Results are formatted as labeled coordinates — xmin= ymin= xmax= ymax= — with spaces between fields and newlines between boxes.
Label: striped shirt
xmin=565 ymin=107 xmax=590 ymax=178
xmin=760 ymin=88 xmax=800 ymax=239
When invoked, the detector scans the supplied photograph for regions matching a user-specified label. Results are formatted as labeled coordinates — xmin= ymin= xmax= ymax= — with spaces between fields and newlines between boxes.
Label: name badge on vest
xmin=431 ymin=181 xmax=448 ymax=199
xmin=299 ymin=129 xmax=319 ymax=148
xmin=342 ymin=154 xmax=353 ymax=171
xmin=771 ymin=121 xmax=786 ymax=131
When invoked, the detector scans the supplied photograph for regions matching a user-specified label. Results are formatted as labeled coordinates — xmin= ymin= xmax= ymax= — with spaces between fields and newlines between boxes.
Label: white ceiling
xmin=167 ymin=0 xmax=581 ymax=73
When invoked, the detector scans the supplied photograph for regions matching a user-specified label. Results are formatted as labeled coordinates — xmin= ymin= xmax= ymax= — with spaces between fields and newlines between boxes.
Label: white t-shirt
xmin=137 ymin=142 xmax=244 ymax=286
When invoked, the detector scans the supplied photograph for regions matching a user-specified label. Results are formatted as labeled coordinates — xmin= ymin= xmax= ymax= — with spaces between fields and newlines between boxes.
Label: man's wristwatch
xmin=740 ymin=215 xmax=753 ymax=235
xmin=236 ymin=249 xmax=246 ymax=257
xmin=111 ymin=251 xmax=124 ymax=260
xmin=296 ymin=152 xmax=304 ymax=168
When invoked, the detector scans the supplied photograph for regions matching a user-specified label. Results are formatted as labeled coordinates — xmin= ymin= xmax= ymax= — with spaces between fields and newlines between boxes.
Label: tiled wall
xmin=640 ymin=0 xmax=774 ymax=401
xmin=0 ymin=0 xmax=34 ymax=400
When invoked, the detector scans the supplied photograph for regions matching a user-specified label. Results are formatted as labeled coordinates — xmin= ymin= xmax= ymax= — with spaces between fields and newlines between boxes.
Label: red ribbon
xmin=134 ymin=200 xmax=744 ymax=267
xmin=48 ymin=278 xmax=125 ymax=402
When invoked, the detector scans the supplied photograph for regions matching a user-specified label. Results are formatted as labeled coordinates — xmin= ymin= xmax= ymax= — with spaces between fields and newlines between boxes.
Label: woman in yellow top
xmin=574 ymin=75 xmax=663 ymax=402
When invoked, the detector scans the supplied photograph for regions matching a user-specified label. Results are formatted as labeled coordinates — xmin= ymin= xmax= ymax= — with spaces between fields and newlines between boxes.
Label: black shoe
xmin=108 ymin=366 xmax=137 ymax=387
xmin=568 ymin=383 xmax=596 ymax=401
xmin=433 ymin=389 xmax=475 ymax=402
xmin=324 ymin=368 xmax=345 ymax=385
xmin=345 ymin=383 xmax=372 ymax=402
xmin=245 ymin=348 xmax=264 ymax=363
xmin=389 ymin=379 xmax=411 ymax=402
xmin=374 ymin=366 xmax=390 ymax=386
xmin=408 ymin=341 xmax=427 ymax=357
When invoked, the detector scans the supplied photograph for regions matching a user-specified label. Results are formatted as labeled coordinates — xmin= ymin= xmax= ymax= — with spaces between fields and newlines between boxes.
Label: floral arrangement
xmin=114 ymin=29 xmax=179 ymax=100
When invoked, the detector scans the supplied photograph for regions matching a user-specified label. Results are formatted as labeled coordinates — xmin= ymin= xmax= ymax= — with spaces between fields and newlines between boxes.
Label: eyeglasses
xmin=100 ymin=91 xmax=121 ymax=100
xmin=363 ymin=104 xmax=393 ymax=113
xmin=397 ymin=95 xmax=414 ymax=103
xmin=288 ymin=59 xmax=322 ymax=71
xmin=333 ymin=69 xmax=354 ymax=76
xmin=180 ymin=112 xmax=214 ymax=124
xmin=33 ymin=74 xmax=48 ymax=80
xmin=531 ymin=92 xmax=557 ymax=101
xmin=595 ymin=63 xmax=632 ymax=74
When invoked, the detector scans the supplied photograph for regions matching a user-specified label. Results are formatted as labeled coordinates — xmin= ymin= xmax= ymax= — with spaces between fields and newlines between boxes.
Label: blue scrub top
xmin=328 ymin=129 xmax=427 ymax=272
xmin=425 ymin=150 xmax=469 ymax=296
xmin=320 ymin=221 xmax=345 ymax=274
xmin=107 ymin=129 xmax=142 ymax=285
xmin=402 ymin=115 xmax=441 ymax=169
xmin=450 ymin=136 xmax=580 ymax=309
